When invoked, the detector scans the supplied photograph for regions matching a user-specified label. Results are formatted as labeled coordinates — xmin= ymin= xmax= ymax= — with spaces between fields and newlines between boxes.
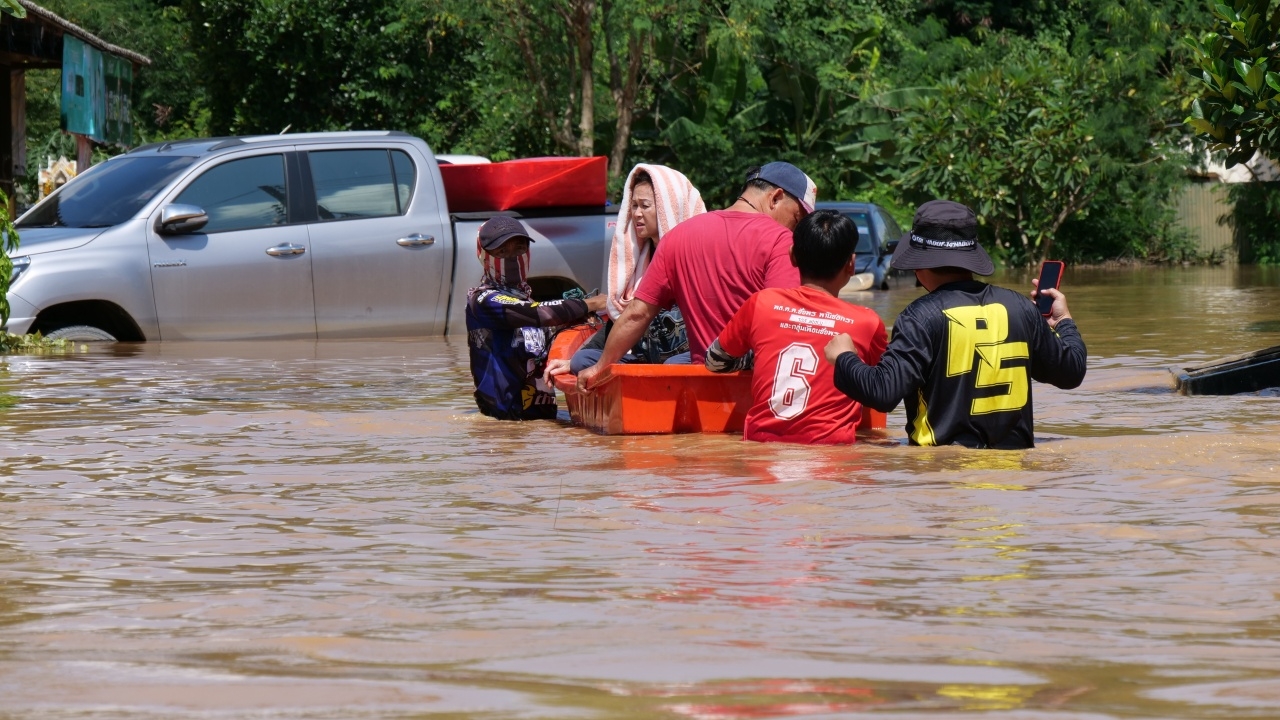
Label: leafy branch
xmin=1185 ymin=0 xmax=1280 ymax=165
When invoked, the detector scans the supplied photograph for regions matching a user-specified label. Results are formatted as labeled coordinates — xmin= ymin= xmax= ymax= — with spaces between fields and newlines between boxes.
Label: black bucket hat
xmin=890 ymin=200 xmax=994 ymax=276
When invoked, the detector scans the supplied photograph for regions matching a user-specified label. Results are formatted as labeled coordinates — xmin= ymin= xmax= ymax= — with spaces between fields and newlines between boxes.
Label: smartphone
xmin=1035 ymin=261 xmax=1065 ymax=316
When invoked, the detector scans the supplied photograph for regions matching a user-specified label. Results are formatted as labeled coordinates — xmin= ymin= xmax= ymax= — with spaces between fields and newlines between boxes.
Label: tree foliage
xmin=1185 ymin=0 xmax=1280 ymax=165
xmin=641 ymin=0 xmax=887 ymax=203
xmin=460 ymin=0 xmax=704 ymax=176
xmin=12 ymin=0 xmax=1230 ymax=265
xmin=182 ymin=0 xmax=473 ymax=138
xmin=1226 ymin=181 xmax=1280 ymax=263
xmin=0 ymin=187 xmax=17 ymax=325
xmin=892 ymin=49 xmax=1107 ymax=265
xmin=1 ymin=0 xmax=26 ymax=319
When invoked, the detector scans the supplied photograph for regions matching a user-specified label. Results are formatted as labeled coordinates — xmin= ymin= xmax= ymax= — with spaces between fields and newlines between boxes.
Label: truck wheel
xmin=44 ymin=325 xmax=117 ymax=342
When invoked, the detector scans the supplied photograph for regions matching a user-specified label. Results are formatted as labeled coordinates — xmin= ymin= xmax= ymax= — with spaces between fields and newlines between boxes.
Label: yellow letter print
xmin=943 ymin=304 xmax=1030 ymax=414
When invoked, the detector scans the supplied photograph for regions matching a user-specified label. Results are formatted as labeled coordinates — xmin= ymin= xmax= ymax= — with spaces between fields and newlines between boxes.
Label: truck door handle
xmin=397 ymin=234 xmax=436 ymax=247
xmin=265 ymin=243 xmax=306 ymax=256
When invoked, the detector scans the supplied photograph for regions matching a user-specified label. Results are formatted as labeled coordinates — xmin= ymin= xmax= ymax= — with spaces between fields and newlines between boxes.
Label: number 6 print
xmin=770 ymin=343 xmax=818 ymax=420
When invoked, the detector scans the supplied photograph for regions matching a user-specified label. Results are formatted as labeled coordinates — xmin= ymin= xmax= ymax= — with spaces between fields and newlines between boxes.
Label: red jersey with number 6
xmin=717 ymin=286 xmax=887 ymax=444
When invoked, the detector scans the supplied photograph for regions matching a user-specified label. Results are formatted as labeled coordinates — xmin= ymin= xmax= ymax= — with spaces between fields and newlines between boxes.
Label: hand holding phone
xmin=1034 ymin=261 xmax=1065 ymax=317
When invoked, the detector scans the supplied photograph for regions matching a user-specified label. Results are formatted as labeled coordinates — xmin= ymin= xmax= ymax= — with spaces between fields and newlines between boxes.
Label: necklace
xmin=736 ymin=195 xmax=761 ymax=213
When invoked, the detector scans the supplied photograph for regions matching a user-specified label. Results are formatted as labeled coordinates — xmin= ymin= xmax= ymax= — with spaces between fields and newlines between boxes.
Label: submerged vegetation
xmin=12 ymin=0 xmax=1268 ymax=266
xmin=0 ymin=333 xmax=85 ymax=354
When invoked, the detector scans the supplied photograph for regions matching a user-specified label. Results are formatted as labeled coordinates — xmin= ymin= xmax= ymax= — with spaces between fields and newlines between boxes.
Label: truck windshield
xmin=18 ymin=156 xmax=197 ymax=229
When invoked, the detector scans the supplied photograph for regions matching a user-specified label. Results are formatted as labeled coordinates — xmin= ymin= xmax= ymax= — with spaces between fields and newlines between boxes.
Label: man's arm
xmin=824 ymin=312 xmax=934 ymax=413
xmin=576 ymin=298 xmax=660 ymax=391
xmin=704 ymin=339 xmax=745 ymax=373
xmin=704 ymin=298 xmax=755 ymax=373
xmin=1026 ymin=286 xmax=1087 ymax=389
xmin=1029 ymin=319 xmax=1086 ymax=389
xmin=473 ymin=291 xmax=602 ymax=329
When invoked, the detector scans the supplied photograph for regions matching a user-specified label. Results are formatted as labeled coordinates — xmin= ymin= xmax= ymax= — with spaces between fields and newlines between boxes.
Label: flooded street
xmin=2 ymin=266 xmax=1279 ymax=719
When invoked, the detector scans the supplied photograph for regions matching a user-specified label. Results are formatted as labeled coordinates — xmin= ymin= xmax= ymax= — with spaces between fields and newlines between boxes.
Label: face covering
xmin=472 ymin=232 xmax=532 ymax=298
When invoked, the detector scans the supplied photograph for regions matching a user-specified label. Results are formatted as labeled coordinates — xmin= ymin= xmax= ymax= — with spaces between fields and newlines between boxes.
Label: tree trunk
xmin=608 ymin=32 xmax=645 ymax=177
xmin=506 ymin=3 xmax=578 ymax=154
xmin=1041 ymin=186 xmax=1098 ymax=265
xmin=571 ymin=0 xmax=596 ymax=157
xmin=1015 ymin=197 xmax=1033 ymax=265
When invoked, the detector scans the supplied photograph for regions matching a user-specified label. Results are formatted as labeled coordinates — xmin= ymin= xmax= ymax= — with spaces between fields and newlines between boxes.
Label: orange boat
xmin=548 ymin=325 xmax=886 ymax=435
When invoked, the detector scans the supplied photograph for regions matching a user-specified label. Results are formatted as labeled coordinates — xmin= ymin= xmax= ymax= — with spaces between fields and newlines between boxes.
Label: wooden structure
xmin=0 ymin=1 xmax=149 ymax=198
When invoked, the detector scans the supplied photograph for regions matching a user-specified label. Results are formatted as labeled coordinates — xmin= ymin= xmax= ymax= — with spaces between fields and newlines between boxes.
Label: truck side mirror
xmin=884 ymin=239 xmax=899 ymax=254
xmin=157 ymin=204 xmax=209 ymax=235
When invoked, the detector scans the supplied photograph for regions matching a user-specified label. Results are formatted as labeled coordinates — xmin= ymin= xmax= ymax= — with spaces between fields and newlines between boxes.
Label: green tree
xmin=0 ymin=188 xmax=14 ymax=326
xmin=892 ymin=48 xmax=1109 ymax=265
xmin=876 ymin=0 xmax=1207 ymax=264
xmin=639 ymin=0 xmax=887 ymax=204
xmin=461 ymin=0 xmax=706 ymax=177
xmin=1 ymin=0 xmax=23 ymax=324
xmin=1184 ymin=0 xmax=1280 ymax=263
xmin=184 ymin=0 xmax=476 ymax=140
xmin=1185 ymin=0 xmax=1280 ymax=165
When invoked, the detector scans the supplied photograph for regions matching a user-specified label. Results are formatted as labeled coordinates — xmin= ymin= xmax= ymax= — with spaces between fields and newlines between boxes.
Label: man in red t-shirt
xmin=576 ymin=162 xmax=817 ymax=392
xmin=705 ymin=210 xmax=887 ymax=444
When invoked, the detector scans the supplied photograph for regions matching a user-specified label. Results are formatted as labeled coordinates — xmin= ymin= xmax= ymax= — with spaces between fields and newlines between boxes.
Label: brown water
xmin=1 ymin=266 xmax=1278 ymax=719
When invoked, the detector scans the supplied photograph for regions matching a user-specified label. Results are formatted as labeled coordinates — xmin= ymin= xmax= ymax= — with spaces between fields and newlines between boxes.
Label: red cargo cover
xmin=438 ymin=156 xmax=607 ymax=212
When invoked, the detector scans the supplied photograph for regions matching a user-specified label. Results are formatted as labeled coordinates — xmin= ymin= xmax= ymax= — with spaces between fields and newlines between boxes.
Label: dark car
xmin=814 ymin=201 xmax=904 ymax=290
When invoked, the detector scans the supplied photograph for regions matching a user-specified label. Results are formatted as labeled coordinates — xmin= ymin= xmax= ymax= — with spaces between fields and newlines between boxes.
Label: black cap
xmin=889 ymin=200 xmax=994 ymax=276
xmin=478 ymin=216 xmax=535 ymax=252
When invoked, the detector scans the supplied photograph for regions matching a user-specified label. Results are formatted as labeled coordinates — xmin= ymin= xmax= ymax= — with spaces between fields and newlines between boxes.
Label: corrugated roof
xmin=17 ymin=0 xmax=151 ymax=65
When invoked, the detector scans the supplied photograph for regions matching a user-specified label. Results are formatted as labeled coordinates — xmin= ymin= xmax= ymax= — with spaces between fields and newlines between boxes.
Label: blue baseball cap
xmin=748 ymin=162 xmax=818 ymax=214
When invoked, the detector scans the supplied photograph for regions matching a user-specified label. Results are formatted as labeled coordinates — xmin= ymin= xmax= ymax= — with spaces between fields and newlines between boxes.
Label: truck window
xmin=17 ymin=155 xmax=196 ymax=229
xmin=175 ymin=155 xmax=288 ymax=233
xmin=391 ymin=150 xmax=415 ymax=212
xmin=309 ymin=149 xmax=402 ymax=220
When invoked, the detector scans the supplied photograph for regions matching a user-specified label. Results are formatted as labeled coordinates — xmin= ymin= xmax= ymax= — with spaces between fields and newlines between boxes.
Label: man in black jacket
xmin=823 ymin=200 xmax=1086 ymax=449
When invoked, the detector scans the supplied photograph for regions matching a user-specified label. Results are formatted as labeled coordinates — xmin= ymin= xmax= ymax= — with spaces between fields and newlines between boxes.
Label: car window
xmin=870 ymin=210 xmax=888 ymax=248
xmin=175 ymin=154 xmax=287 ymax=233
xmin=18 ymin=155 xmax=196 ymax=229
xmin=391 ymin=150 xmax=415 ymax=211
xmin=309 ymin=149 xmax=401 ymax=220
xmin=877 ymin=209 xmax=903 ymax=240
xmin=842 ymin=212 xmax=874 ymax=253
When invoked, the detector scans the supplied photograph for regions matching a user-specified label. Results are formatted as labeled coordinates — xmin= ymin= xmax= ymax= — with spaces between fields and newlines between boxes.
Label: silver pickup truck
xmin=4 ymin=132 xmax=610 ymax=341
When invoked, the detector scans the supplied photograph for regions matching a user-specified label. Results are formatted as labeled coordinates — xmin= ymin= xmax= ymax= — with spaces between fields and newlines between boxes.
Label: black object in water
xmin=1171 ymin=345 xmax=1280 ymax=395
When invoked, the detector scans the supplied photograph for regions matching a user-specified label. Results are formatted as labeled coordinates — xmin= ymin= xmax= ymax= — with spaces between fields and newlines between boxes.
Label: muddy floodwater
xmin=2 ymin=266 xmax=1279 ymax=719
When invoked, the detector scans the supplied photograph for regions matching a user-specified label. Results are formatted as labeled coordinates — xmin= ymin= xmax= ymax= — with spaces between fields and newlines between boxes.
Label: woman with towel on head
xmin=547 ymin=164 xmax=706 ymax=378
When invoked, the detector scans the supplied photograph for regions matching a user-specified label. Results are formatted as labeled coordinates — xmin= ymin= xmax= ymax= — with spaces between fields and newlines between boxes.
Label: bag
xmin=637 ymin=306 xmax=688 ymax=363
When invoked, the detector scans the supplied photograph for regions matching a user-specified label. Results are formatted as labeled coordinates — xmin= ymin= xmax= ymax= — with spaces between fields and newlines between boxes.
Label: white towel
xmin=605 ymin=164 xmax=706 ymax=320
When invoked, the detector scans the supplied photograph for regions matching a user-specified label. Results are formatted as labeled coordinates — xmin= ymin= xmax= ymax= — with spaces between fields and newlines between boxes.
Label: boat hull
xmin=549 ymin=325 xmax=887 ymax=435
xmin=1171 ymin=344 xmax=1280 ymax=395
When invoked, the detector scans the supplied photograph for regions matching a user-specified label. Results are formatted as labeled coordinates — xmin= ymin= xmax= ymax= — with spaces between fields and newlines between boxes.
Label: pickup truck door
xmin=301 ymin=145 xmax=451 ymax=337
xmin=146 ymin=150 xmax=317 ymax=340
